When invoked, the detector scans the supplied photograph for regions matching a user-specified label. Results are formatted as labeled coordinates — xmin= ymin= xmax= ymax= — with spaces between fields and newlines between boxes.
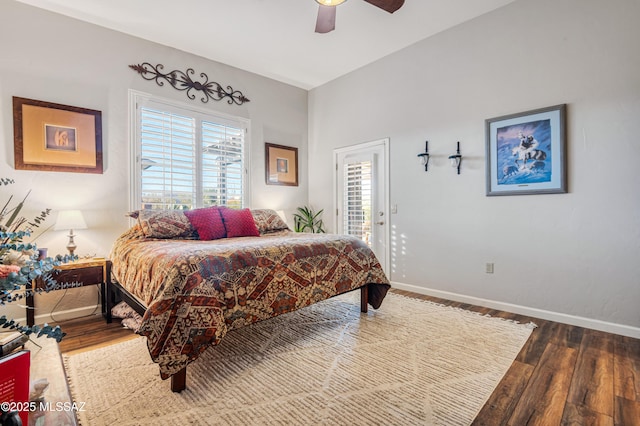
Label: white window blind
xmin=343 ymin=160 xmax=372 ymax=246
xmin=140 ymin=108 xmax=196 ymax=209
xmin=132 ymin=94 xmax=248 ymax=211
xmin=202 ymin=121 xmax=245 ymax=209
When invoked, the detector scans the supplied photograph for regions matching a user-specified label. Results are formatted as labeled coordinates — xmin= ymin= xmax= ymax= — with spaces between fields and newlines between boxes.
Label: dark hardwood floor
xmin=56 ymin=289 xmax=640 ymax=425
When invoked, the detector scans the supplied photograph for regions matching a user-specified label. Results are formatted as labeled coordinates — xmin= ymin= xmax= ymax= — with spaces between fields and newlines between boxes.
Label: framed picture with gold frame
xmin=13 ymin=97 xmax=103 ymax=174
xmin=265 ymin=142 xmax=298 ymax=186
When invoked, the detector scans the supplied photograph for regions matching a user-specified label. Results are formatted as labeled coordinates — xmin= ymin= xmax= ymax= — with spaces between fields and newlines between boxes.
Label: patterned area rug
xmin=64 ymin=292 xmax=535 ymax=425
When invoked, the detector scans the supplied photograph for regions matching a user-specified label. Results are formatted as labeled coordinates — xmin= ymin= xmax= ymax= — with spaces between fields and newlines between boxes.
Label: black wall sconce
xmin=449 ymin=141 xmax=462 ymax=174
xmin=417 ymin=141 xmax=430 ymax=171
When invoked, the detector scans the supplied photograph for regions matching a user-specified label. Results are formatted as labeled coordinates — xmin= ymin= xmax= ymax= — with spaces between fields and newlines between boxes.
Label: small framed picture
xmin=276 ymin=158 xmax=288 ymax=173
xmin=265 ymin=143 xmax=298 ymax=186
xmin=485 ymin=104 xmax=567 ymax=196
xmin=45 ymin=125 xmax=77 ymax=151
xmin=13 ymin=97 xmax=103 ymax=174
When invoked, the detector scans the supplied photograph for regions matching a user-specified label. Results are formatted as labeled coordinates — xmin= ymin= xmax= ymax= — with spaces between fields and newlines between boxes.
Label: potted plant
xmin=293 ymin=206 xmax=325 ymax=233
xmin=1 ymin=178 xmax=72 ymax=342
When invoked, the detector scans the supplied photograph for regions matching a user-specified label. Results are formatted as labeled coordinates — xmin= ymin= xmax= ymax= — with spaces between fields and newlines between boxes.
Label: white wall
xmin=0 ymin=1 xmax=308 ymax=323
xmin=309 ymin=0 xmax=640 ymax=335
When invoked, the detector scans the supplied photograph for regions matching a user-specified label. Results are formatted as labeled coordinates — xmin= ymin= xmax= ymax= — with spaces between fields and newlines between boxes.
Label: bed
xmin=108 ymin=207 xmax=390 ymax=392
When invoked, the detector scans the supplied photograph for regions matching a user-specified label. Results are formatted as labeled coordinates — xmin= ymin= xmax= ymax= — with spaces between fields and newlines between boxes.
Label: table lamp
xmin=54 ymin=210 xmax=87 ymax=256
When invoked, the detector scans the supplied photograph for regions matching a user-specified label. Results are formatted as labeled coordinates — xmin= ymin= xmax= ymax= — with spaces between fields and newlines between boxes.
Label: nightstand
xmin=26 ymin=258 xmax=111 ymax=327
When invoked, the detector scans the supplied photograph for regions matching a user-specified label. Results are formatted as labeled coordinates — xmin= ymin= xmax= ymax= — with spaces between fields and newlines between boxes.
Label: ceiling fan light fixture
xmin=315 ymin=0 xmax=348 ymax=6
xmin=314 ymin=0 xmax=402 ymax=34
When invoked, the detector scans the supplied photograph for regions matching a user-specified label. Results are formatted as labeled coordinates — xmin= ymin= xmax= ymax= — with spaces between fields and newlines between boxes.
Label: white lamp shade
xmin=54 ymin=210 xmax=88 ymax=231
xmin=316 ymin=0 xmax=347 ymax=5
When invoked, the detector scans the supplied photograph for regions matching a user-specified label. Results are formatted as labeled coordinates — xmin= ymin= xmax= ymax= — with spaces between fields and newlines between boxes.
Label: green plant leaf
xmin=293 ymin=206 xmax=325 ymax=233
xmin=1 ymin=178 xmax=71 ymax=342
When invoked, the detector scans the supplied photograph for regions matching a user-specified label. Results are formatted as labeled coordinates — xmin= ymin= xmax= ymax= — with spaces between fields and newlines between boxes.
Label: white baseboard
xmin=16 ymin=304 xmax=102 ymax=326
xmin=391 ymin=281 xmax=640 ymax=339
xmin=15 ymin=286 xmax=640 ymax=339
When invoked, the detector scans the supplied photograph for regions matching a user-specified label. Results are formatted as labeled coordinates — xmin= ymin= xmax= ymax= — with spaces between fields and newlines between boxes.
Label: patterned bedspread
xmin=110 ymin=227 xmax=390 ymax=378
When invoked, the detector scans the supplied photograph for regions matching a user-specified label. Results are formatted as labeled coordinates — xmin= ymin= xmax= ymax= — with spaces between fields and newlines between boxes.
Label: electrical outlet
xmin=485 ymin=263 xmax=494 ymax=274
xmin=391 ymin=204 xmax=398 ymax=214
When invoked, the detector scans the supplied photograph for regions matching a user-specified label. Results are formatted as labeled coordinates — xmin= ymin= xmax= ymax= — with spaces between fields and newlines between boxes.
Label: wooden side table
xmin=26 ymin=259 xmax=111 ymax=327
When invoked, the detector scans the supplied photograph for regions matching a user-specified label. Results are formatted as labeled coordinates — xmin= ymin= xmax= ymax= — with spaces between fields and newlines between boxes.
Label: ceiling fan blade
xmin=363 ymin=0 xmax=405 ymax=13
xmin=315 ymin=5 xmax=336 ymax=33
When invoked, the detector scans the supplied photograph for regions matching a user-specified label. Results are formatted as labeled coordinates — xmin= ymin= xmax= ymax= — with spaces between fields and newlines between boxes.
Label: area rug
xmin=63 ymin=292 xmax=535 ymax=425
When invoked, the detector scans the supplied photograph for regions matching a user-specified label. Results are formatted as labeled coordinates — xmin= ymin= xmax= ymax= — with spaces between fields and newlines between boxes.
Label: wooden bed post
xmin=360 ymin=284 xmax=368 ymax=313
xmin=171 ymin=367 xmax=187 ymax=393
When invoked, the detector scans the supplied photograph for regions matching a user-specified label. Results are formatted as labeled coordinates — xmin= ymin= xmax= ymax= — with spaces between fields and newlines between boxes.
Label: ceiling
xmin=14 ymin=0 xmax=516 ymax=90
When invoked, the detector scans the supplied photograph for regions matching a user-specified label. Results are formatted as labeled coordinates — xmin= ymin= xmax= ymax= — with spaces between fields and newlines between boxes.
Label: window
xmin=130 ymin=92 xmax=250 ymax=211
xmin=343 ymin=159 xmax=372 ymax=246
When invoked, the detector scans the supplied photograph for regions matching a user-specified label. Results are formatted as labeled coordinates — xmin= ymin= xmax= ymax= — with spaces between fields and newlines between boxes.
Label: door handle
xmin=376 ymin=221 xmax=385 ymax=225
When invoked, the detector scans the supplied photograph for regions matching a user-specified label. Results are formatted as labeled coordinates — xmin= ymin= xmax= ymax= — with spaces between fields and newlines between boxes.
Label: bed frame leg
xmin=171 ymin=367 xmax=187 ymax=393
xmin=360 ymin=285 xmax=368 ymax=313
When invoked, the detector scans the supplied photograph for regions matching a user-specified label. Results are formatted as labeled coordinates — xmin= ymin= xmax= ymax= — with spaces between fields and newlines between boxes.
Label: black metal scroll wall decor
xmin=129 ymin=62 xmax=250 ymax=105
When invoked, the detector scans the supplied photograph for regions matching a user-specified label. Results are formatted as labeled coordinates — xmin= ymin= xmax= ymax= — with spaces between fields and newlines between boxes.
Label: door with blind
xmin=334 ymin=139 xmax=389 ymax=273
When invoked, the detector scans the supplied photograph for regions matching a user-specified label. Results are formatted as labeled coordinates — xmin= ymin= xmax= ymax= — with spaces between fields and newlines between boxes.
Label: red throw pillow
xmin=184 ymin=206 xmax=226 ymax=240
xmin=220 ymin=208 xmax=260 ymax=238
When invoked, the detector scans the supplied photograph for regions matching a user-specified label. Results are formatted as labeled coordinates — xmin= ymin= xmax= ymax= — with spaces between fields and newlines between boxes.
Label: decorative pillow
xmin=184 ymin=206 xmax=226 ymax=240
xmin=111 ymin=302 xmax=143 ymax=332
xmin=251 ymin=209 xmax=290 ymax=234
xmin=219 ymin=207 xmax=260 ymax=238
xmin=136 ymin=209 xmax=193 ymax=239
xmin=110 ymin=301 xmax=140 ymax=319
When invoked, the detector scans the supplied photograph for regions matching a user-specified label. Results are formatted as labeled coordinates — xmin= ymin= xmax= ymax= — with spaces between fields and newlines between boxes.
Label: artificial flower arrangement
xmin=1 ymin=177 xmax=75 ymax=341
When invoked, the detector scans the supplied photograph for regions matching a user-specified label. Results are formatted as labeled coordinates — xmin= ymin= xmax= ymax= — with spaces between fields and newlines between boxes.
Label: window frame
xmin=128 ymin=90 xmax=251 ymax=212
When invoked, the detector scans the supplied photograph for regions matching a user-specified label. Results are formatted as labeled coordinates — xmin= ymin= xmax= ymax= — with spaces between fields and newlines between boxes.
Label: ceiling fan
xmin=314 ymin=0 xmax=405 ymax=34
